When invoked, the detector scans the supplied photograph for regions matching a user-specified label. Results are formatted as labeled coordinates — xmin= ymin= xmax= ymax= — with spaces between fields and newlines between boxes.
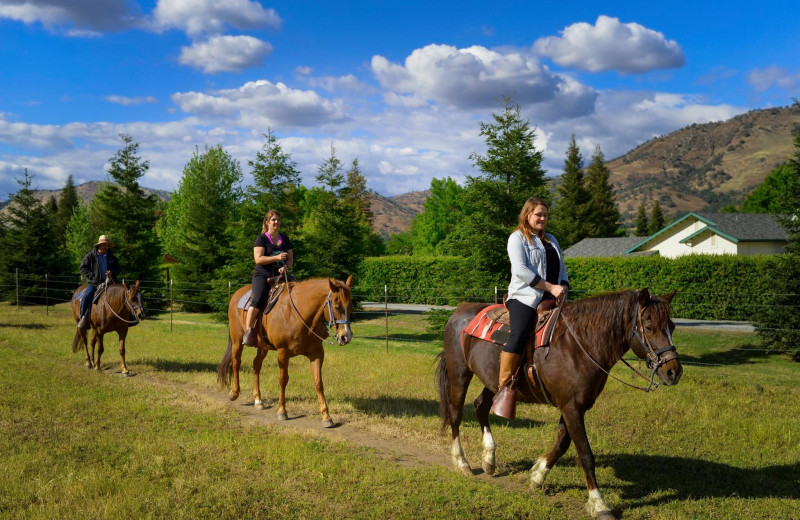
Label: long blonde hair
xmin=261 ymin=210 xmax=280 ymax=234
xmin=517 ymin=197 xmax=549 ymax=243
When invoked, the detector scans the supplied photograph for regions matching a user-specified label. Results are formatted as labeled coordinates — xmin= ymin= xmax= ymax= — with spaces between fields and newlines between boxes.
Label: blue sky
xmin=1 ymin=0 xmax=798 ymax=200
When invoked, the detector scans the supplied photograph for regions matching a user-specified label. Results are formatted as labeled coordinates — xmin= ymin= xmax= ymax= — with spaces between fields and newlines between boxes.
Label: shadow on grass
xmin=137 ymin=357 xmax=219 ymax=373
xmin=598 ymin=453 xmax=800 ymax=505
xmin=0 ymin=322 xmax=50 ymax=330
xmin=680 ymin=344 xmax=782 ymax=366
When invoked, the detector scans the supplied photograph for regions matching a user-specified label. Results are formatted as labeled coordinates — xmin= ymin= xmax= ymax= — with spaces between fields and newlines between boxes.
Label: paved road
xmin=358 ymin=302 xmax=754 ymax=332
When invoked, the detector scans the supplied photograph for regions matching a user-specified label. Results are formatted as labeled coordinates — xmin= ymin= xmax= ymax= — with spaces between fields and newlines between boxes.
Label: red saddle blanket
xmin=461 ymin=302 xmax=561 ymax=351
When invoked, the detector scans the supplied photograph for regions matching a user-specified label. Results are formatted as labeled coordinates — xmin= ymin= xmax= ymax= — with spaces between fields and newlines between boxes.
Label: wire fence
xmin=2 ymin=269 xmax=798 ymax=366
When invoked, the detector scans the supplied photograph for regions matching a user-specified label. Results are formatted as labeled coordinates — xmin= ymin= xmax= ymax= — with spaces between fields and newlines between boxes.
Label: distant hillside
xmin=607 ymin=104 xmax=800 ymax=224
xmin=369 ymin=190 xmax=429 ymax=238
xmin=0 ymin=180 xmax=171 ymax=213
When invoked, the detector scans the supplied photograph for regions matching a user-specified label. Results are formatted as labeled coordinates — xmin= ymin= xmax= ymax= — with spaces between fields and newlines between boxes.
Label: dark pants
xmin=80 ymin=284 xmax=98 ymax=318
xmin=251 ymin=273 xmax=271 ymax=309
xmin=503 ymin=298 xmax=538 ymax=355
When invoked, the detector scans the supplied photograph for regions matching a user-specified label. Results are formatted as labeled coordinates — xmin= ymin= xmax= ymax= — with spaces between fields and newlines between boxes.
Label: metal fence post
xmin=384 ymin=284 xmax=389 ymax=354
xmin=15 ymin=268 xmax=19 ymax=307
xmin=45 ymin=273 xmax=49 ymax=315
xmin=494 ymin=286 xmax=498 ymax=304
xmin=170 ymin=278 xmax=174 ymax=332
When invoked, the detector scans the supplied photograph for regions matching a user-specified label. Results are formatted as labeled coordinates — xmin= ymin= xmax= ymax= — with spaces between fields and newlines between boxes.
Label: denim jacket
xmin=506 ymin=229 xmax=568 ymax=309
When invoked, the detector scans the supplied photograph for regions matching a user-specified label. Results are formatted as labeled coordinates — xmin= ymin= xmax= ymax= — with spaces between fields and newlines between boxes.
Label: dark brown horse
xmin=71 ymin=281 xmax=145 ymax=375
xmin=437 ymin=289 xmax=682 ymax=519
xmin=217 ymin=276 xmax=353 ymax=428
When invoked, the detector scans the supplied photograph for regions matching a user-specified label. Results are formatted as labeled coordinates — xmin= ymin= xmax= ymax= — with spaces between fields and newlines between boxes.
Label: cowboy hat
xmin=94 ymin=235 xmax=114 ymax=247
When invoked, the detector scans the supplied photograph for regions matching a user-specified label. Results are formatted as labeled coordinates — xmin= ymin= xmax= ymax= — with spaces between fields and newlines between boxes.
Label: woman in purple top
xmin=242 ymin=210 xmax=294 ymax=347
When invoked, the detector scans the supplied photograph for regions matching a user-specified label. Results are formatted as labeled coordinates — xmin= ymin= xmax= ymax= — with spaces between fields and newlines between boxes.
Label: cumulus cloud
xmin=533 ymin=15 xmax=685 ymax=74
xmin=0 ymin=0 xmax=138 ymax=34
xmin=179 ymin=35 xmax=272 ymax=74
xmin=151 ymin=0 xmax=281 ymax=37
xmin=747 ymin=66 xmax=800 ymax=93
xmin=171 ymin=79 xmax=347 ymax=128
xmin=105 ymin=95 xmax=158 ymax=105
xmin=371 ymin=43 xmax=597 ymax=117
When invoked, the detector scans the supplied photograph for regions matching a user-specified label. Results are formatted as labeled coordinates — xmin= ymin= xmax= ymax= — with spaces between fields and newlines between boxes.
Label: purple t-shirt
xmin=253 ymin=233 xmax=293 ymax=277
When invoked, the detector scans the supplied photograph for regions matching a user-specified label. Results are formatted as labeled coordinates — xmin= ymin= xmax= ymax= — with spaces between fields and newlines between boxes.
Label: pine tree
xmin=93 ymin=134 xmax=161 ymax=285
xmin=316 ymin=143 xmax=345 ymax=192
xmin=584 ymin=145 xmax=621 ymax=237
xmin=56 ymin=175 xmax=79 ymax=249
xmin=649 ymin=200 xmax=666 ymax=234
xmin=550 ymin=134 xmax=590 ymax=248
xmin=635 ymin=202 xmax=649 ymax=236
xmin=341 ymin=158 xmax=374 ymax=224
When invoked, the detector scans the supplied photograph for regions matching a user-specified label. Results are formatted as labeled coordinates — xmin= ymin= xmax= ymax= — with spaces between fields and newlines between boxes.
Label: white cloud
xmin=151 ymin=0 xmax=281 ymax=37
xmin=105 ymin=95 xmax=158 ymax=106
xmin=747 ymin=66 xmax=800 ymax=93
xmin=179 ymin=35 xmax=272 ymax=74
xmin=0 ymin=0 xmax=137 ymax=34
xmin=371 ymin=43 xmax=597 ymax=117
xmin=533 ymin=15 xmax=685 ymax=74
xmin=171 ymin=79 xmax=347 ymax=128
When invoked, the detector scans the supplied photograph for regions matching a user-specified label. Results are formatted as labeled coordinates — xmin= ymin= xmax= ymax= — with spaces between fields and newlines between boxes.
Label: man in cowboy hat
xmin=77 ymin=234 xmax=121 ymax=330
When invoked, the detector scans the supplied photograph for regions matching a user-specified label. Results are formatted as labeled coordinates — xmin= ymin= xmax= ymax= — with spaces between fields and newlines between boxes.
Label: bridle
xmin=561 ymin=291 xmax=678 ymax=392
xmin=282 ymin=270 xmax=351 ymax=345
xmin=103 ymin=284 xmax=144 ymax=325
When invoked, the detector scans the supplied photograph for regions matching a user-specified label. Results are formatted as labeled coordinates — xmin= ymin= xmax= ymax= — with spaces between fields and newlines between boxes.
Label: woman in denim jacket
xmin=491 ymin=197 xmax=569 ymax=419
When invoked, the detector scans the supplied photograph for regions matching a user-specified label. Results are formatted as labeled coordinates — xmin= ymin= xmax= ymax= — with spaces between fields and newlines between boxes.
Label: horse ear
xmin=345 ymin=275 xmax=353 ymax=288
xmin=329 ymin=279 xmax=338 ymax=292
xmin=662 ymin=290 xmax=677 ymax=304
xmin=638 ymin=288 xmax=651 ymax=306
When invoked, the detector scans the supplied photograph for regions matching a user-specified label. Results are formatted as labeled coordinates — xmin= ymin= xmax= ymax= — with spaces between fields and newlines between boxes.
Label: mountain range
xmin=3 ymin=104 xmax=798 ymax=235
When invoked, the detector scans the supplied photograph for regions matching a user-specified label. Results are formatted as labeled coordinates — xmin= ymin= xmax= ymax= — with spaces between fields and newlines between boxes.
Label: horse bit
xmin=623 ymin=294 xmax=680 ymax=391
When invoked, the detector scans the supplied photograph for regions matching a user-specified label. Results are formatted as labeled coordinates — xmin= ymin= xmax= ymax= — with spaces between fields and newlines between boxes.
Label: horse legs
xmin=561 ymin=405 xmax=614 ymax=519
xmin=530 ymin=414 xmax=571 ymax=489
xmin=93 ymin=332 xmax=103 ymax=371
xmin=474 ymin=387 xmax=496 ymax=475
xmin=229 ymin=335 xmax=244 ymax=401
xmin=276 ymin=349 xmax=290 ymax=421
xmin=117 ymin=330 xmax=129 ymax=376
xmin=80 ymin=330 xmax=93 ymax=369
xmin=252 ymin=347 xmax=268 ymax=410
xmin=446 ymin=365 xmax=474 ymax=476
xmin=308 ymin=350 xmax=334 ymax=428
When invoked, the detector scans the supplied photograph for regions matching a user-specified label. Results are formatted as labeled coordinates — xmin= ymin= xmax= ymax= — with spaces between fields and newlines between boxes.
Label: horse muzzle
xmin=656 ymin=353 xmax=683 ymax=386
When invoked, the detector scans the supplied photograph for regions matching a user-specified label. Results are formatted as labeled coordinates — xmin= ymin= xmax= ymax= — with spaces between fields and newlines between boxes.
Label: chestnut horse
xmin=217 ymin=276 xmax=353 ymax=428
xmin=71 ymin=281 xmax=145 ymax=375
xmin=437 ymin=289 xmax=683 ymax=519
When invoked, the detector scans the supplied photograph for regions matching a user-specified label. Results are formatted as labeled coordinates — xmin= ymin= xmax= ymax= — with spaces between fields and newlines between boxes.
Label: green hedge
xmin=356 ymin=254 xmax=780 ymax=320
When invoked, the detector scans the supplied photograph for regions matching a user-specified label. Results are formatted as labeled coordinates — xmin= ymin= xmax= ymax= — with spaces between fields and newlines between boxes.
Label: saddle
xmin=236 ymin=277 xmax=287 ymax=314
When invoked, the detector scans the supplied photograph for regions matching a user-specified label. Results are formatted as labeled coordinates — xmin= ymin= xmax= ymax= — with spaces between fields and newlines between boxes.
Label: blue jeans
xmin=80 ymin=284 xmax=98 ymax=318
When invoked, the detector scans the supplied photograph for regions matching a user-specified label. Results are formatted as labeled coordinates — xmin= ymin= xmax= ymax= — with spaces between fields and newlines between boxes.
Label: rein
xmin=558 ymin=294 xmax=673 ymax=392
xmin=281 ymin=270 xmax=350 ymax=345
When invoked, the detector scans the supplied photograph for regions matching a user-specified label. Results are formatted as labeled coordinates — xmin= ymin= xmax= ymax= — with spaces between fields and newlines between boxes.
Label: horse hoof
xmin=277 ymin=412 xmax=288 ymax=421
xmin=254 ymin=401 xmax=265 ymax=411
xmin=458 ymin=463 xmax=473 ymax=477
xmin=322 ymin=419 xmax=335 ymax=428
xmin=121 ymin=371 xmax=130 ymax=377
xmin=229 ymin=392 xmax=239 ymax=402
xmin=481 ymin=461 xmax=496 ymax=475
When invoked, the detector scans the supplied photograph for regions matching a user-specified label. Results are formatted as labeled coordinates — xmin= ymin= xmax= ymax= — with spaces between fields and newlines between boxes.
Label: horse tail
xmin=435 ymin=350 xmax=451 ymax=435
xmin=72 ymin=328 xmax=86 ymax=353
xmin=217 ymin=333 xmax=233 ymax=389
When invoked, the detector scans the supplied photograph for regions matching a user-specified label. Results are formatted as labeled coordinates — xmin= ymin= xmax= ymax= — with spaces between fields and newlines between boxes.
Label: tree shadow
xmin=136 ymin=357 xmax=219 ymax=373
xmin=0 ymin=323 xmax=50 ymax=330
xmin=597 ymin=453 xmax=800 ymax=506
xmin=680 ymin=344 xmax=780 ymax=366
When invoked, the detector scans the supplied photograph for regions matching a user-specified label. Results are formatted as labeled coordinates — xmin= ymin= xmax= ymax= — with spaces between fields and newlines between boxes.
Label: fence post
xmin=228 ymin=280 xmax=231 ymax=303
xmin=494 ymin=286 xmax=498 ymax=304
xmin=45 ymin=273 xmax=49 ymax=315
xmin=384 ymin=284 xmax=389 ymax=354
xmin=170 ymin=278 xmax=174 ymax=332
xmin=15 ymin=268 xmax=19 ymax=307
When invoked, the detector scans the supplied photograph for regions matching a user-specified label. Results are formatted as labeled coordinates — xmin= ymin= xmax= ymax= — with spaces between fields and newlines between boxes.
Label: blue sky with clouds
xmin=1 ymin=0 xmax=798 ymax=200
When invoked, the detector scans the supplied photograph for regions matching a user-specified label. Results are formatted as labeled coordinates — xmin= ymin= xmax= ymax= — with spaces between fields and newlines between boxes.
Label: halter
xmin=560 ymin=291 xmax=678 ymax=392
xmin=283 ymin=270 xmax=351 ymax=345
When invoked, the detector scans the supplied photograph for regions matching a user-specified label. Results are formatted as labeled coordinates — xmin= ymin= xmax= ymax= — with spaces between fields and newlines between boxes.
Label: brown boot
xmin=242 ymin=327 xmax=258 ymax=347
xmin=77 ymin=314 xmax=91 ymax=330
xmin=491 ymin=352 xmax=521 ymax=420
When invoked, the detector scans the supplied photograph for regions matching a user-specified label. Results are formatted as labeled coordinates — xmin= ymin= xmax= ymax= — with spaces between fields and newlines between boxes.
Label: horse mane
xmin=104 ymin=284 xmax=128 ymax=308
xmin=294 ymin=277 xmax=351 ymax=300
xmin=559 ymin=291 xmax=638 ymax=359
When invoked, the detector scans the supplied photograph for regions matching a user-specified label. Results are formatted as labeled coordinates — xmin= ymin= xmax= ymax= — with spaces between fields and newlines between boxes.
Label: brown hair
xmin=517 ymin=197 xmax=550 ymax=243
xmin=261 ymin=210 xmax=280 ymax=234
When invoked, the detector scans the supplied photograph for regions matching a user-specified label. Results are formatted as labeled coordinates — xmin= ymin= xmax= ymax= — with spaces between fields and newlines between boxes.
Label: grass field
xmin=1 ymin=302 xmax=798 ymax=519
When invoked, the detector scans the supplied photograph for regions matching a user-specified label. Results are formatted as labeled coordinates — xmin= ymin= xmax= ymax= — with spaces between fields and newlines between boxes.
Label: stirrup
xmin=491 ymin=383 xmax=517 ymax=420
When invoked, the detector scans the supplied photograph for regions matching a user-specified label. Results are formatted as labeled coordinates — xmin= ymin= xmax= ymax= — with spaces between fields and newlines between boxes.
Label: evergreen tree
xmin=740 ymin=163 xmax=799 ymax=213
xmin=247 ymin=129 xmax=303 ymax=230
xmin=635 ymin=202 xmax=649 ymax=236
xmin=56 ymin=175 xmax=79 ymax=248
xmin=584 ymin=145 xmax=621 ymax=237
xmin=409 ymin=177 xmax=469 ymax=255
xmin=93 ymin=134 xmax=162 ymax=286
xmin=649 ymin=199 xmax=666 ymax=234
xmin=316 ymin=143 xmax=345 ymax=192
xmin=65 ymin=202 xmax=92 ymax=273
xmin=341 ymin=158 xmax=374 ymax=224
xmin=754 ymin=127 xmax=800 ymax=360
xmin=159 ymin=145 xmax=243 ymax=311
xmin=550 ymin=134 xmax=590 ymax=248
